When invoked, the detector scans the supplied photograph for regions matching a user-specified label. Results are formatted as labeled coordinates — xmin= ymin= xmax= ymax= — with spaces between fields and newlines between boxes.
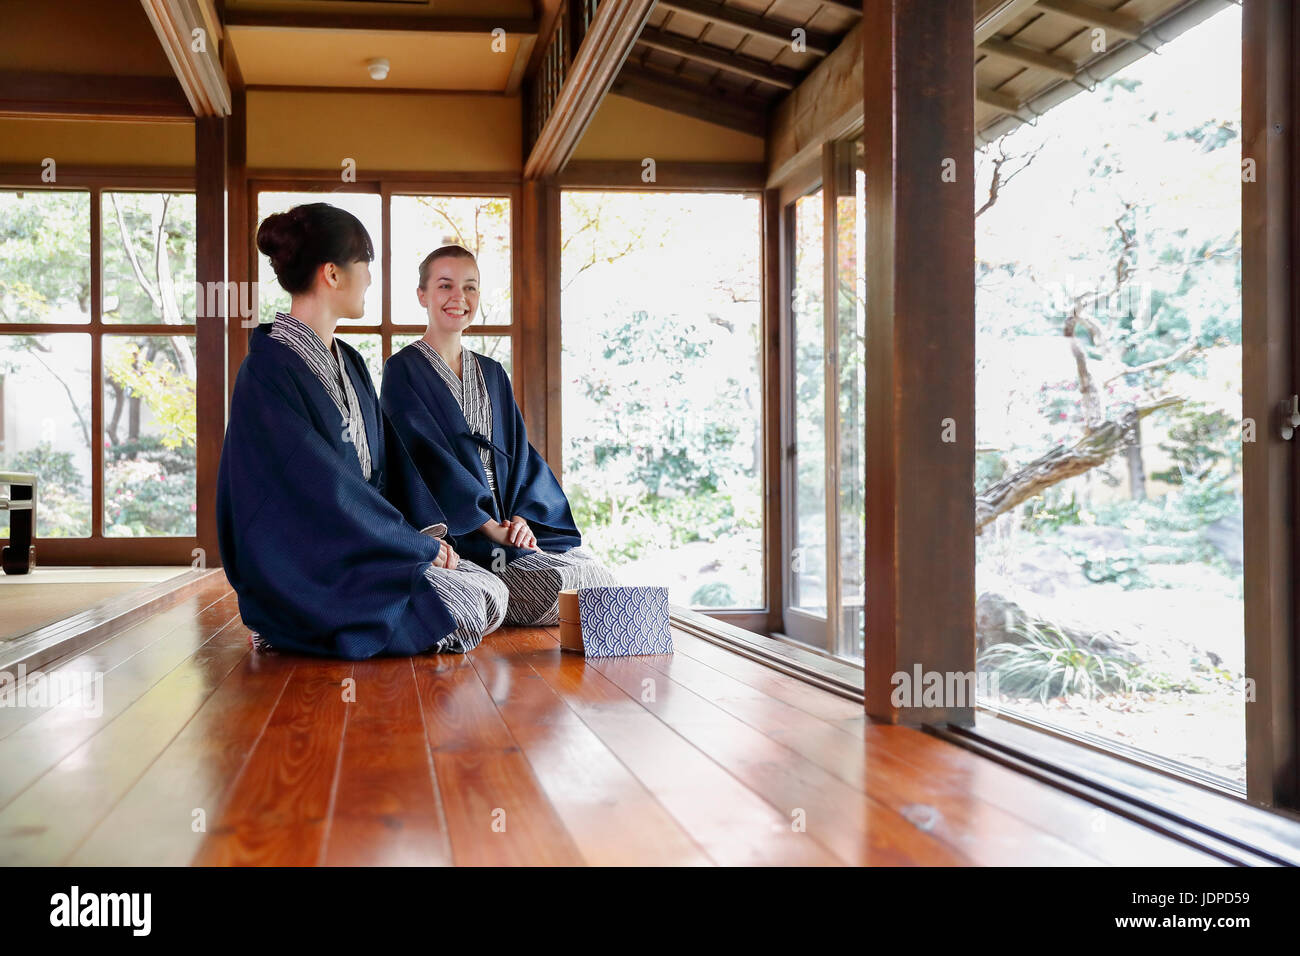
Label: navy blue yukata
xmin=216 ymin=320 xmax=506 ymax=659
xmin=380 ymin=341 xmax=618 ymax=626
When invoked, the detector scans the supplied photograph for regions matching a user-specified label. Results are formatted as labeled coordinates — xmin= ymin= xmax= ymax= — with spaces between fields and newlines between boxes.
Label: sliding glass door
xmin=782 ymin=136 xmax=866 ymax=661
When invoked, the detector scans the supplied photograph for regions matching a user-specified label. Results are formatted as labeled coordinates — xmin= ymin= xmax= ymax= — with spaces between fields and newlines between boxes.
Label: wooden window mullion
xmin=89 ymin=186 xmax=103 ymax=539
xmin=381 ymin=182 xmax=392 ymax=363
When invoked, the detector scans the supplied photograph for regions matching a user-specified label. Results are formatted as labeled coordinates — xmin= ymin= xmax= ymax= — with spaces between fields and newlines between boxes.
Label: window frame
xmin=556 ymin=184 xmax=771 ymax=624
xmin=0 ymin=171 xmax=203 ymax=563
xmin=244 ymin=176 xmax=522 ymax=397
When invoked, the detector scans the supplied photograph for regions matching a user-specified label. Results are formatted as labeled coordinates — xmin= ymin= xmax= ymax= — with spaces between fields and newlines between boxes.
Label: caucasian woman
xmin=380 ymin=244 xmax=618 ymax=625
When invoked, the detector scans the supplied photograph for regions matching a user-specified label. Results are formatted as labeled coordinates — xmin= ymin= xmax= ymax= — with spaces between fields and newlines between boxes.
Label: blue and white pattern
xmin=422 ymin=558 xmax=509 ymax=653
xmin=577 ymin=586 xmax=673 ymax=658
xmin=498 ymin=546 xmax=619 ymax=625
xmin=269 ymin=311 xmax=372 ymax=480
xmin=413 ymin=339 xmax=496 ymax=494
xmin=411 ymin=337 xmax=620 ymax=624
xmin=245 ymin=318 xmax=487 ymax=655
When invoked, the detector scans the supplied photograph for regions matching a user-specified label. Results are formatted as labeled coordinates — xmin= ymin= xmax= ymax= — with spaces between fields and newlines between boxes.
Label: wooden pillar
xmin=862 ymin=0 xmax=976 ymax=725
xmin=225 ymin=41 xmax=248 ymax=403
xmin=519 ymin=178 xmax=563 ymax=472
xmin=195 ymin=115 xmax=228 ymax=568
xmin=1242 ymin=0 xmax=1298 ymax=809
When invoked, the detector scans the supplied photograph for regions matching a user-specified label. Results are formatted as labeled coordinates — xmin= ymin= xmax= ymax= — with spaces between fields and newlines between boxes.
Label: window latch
xmin=1280 ymin=395 xmax=1300 ymax=440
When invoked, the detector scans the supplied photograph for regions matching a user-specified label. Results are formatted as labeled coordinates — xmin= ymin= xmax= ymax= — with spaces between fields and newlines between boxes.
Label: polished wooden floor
xmin=0 ymin=576 xmax=1229 ymax=866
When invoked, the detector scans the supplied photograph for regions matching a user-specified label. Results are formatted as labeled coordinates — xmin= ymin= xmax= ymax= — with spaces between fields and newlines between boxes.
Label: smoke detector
xmin=366 ymin=58 xmax=390 ymax=81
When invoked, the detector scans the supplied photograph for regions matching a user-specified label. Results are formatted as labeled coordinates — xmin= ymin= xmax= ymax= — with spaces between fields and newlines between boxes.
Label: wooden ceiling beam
xmin=524 ymin=0 xmax=658 ymax=179
xmin=767 ymin=21 xmax=863 ymax=186
xmin=656 ymin=0 xmax=840 ymax=56
xmin=0 ymin=71 xmax=193 ymax=121
xmin=1035 ymin=0 xmax=1143 ymax=41
xmin=220 ymin=9 xmax=538 ymax=36
xmin=505 ymin=34 xmax=538 ymax=94
xmin=635 ymin=26 xmax=803 ymax=89
xmin=976 ymin=85 xmax=1023 ymax=114
xmin=975 ymin=0 xmax=1042 ymax=44
xmin=979 ymin=36 xmax=1077 ymax=79
xmin=610 ymin=62 xmax=767 ymax=135
xmin=139 ymin=0 xmax=231 ymax=115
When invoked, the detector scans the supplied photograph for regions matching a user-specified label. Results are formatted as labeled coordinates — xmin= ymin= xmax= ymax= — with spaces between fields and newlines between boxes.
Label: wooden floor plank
xmin=573 ymin=645 xmax=995 ymax=866
xmin=467 ymin=629 xmax=712 ymax=866
xmin=69 ymin=625 xmax=297 ymax=866
xmin=413 ymin=650 xmax=584 ymax=865
xmin=669 ymin=629 xmax=868 ymax=728
xmin=1 ymin=584 xmax=1271 ymax=866
xmin=500 ymin=630 xmax=844 ymax=865
xmin=0 ymin=577 xmax=237 ymax=742
xmin=191 ymin=660 xmax=353 ymax=866
xmin=667 ymin=629 xmax=1228 ymax=864
xmin=669 ymin=630 xmax=1234 ymax=864
xmin=0 ymin=591 xmax=243 ymax=811
xmin=631 ymin=638 xmax=1226 ymax=866
xmin=0 ymin=612 xmax=250 ymax=865
xmin=320 ymin=657 xmax=453 ymax=866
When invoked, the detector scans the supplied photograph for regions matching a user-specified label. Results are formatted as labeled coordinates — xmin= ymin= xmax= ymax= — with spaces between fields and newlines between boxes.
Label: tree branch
xmin=108 ymin=193 xmax=161 ymax=313
xmin=1103 ymin=341 xmax=1203 ymax=385
xmin=974 ymin=395 xmax=1184 ymax=532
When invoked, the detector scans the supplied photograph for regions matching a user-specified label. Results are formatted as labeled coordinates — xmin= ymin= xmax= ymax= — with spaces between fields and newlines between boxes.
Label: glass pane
xmin=256 ymin=192 xmax=382 ymax=326
xmin=102 ymin=192 xmax=196 ymax=325
xmin=974 ymin=6 xmax=1243 ymax=787
xmin=561 ymin=192 xmax=764 ymax=610
xmin=336 ymin=333 xmax=381 ymax=389
xmin=0 ymin=333 xmax=91 ymax=537
xmin=836 ymin=143 xmax=867 ymax=660
xmin=390 ymin=194 xmax=512 ymax=326
xmin=0 ymin=190 xmax=91 ymax=324
xmin=103 ymin=334 xmax=197 ymax=537
xmin=792 ymin=190 xmax=827 ymax=617
xmin=392 ymin=332 xmax=512 ymax=380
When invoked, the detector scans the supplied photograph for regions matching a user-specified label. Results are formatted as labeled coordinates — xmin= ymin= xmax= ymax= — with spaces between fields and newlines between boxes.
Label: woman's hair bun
xmin=256 ymin=209 xmax=308 ymax=269
xmin=255 ymin=203 xmax=373 ymax=296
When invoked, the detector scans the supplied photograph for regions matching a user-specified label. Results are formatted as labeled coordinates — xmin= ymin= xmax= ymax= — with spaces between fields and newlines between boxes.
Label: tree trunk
xmin=975 ymin=396 xmax=1181 ymax=533
xmin=1125 ymin=415 xmax=1147 ymax=500
xmin=106 ymin=380 xmax=124 ymax=447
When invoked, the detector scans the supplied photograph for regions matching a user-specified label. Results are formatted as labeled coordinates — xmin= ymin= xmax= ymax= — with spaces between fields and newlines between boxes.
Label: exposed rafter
xmin=1035 ymin=0 xmax=1143 ymax=40
xmin=976 ymin=85 xmax=1023 ymax=114
xmin=635 ymin=26 xmax=803 ymax=89
xmin=975 ymin=0 xmax=1042 ymax=44
xmin=611 ymin=62 xmax=767 ymax=135
xmin=980 ymin=36 xmax=1077 ymax=78
xmin=656 ymin=0 xmax=840 ymax=56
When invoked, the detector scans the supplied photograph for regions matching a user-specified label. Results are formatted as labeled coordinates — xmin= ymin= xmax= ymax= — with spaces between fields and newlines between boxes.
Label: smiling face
xmin=417 ymin=255 xmax=480 ymax=333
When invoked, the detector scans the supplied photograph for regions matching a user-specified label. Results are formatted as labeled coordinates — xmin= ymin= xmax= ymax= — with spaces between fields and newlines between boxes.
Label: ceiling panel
xmin=227 ymin=26 xmax=521 ymax=90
